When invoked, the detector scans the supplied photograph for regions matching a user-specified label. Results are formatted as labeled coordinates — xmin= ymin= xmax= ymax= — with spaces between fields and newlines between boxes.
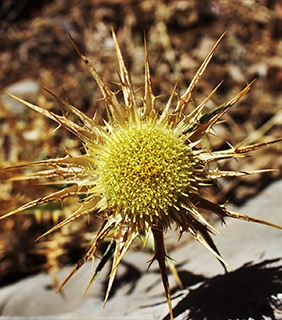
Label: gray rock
xmin=1 ymin=179 xmax=282 ymax=319
xmin=2 ymin=80 xmax=40 ymax=113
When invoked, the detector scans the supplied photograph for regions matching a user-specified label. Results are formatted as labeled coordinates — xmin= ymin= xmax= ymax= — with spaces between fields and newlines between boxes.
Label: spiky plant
xmin=2 ymin=30 xmax=282 ymax=319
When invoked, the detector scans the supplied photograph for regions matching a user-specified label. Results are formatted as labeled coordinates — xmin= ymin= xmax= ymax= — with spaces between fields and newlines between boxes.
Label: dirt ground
xmin=0 ymin=0 xmax=282 ymax=287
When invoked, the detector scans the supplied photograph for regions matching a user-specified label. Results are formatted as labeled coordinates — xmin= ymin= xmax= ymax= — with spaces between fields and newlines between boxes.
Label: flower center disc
xmin=98 ymin=123 xmax=196 ymax=222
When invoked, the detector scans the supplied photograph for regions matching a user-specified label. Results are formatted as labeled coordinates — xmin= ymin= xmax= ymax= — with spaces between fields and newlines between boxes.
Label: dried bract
xmin=2 ymin=31 xmax=282 ymax=320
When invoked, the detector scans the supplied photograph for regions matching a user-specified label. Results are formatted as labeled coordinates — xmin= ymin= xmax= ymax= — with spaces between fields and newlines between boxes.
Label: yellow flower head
xmin=2 ymin=30 xmax=282 ymax=320
xmin=94 ymin=119 xmax=199 ymax=223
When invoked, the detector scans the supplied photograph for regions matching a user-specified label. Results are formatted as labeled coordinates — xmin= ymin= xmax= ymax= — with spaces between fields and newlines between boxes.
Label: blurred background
xmin=0 ymin=0 xmax=282 ymax=289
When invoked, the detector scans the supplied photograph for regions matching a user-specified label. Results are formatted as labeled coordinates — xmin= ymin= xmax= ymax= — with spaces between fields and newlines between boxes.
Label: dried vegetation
xmin=0 ymin=0 xmax=282 ymax=291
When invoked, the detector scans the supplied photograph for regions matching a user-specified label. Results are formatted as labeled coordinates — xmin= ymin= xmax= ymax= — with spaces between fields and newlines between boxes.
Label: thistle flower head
xmin=93 ymin=118 xmax=199 ymax=225
xmin=2 ymin=30 xmax=282 ymax=320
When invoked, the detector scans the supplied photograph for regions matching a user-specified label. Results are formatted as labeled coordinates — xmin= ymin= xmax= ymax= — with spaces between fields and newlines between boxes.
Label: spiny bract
xmin=2 ymin=30 xmax=282 ymax=320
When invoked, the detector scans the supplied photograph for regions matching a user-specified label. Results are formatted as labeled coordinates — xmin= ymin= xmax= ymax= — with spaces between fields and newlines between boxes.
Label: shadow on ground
xmin=163 ymin=258 xmax=282 ymax=320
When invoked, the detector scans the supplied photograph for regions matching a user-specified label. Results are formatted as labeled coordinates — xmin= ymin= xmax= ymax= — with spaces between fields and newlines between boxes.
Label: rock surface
xmin=1 ymin=179 xmax=282 ymax=319
xmin=2 ymin=80 xmax=40 ymax=113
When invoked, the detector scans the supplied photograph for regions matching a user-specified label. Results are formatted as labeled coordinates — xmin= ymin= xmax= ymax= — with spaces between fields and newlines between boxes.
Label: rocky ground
xmin=1 ymin=1 xmax=282 ymax=319
xmin=1 ymin=179 xmax=282 ymax=319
